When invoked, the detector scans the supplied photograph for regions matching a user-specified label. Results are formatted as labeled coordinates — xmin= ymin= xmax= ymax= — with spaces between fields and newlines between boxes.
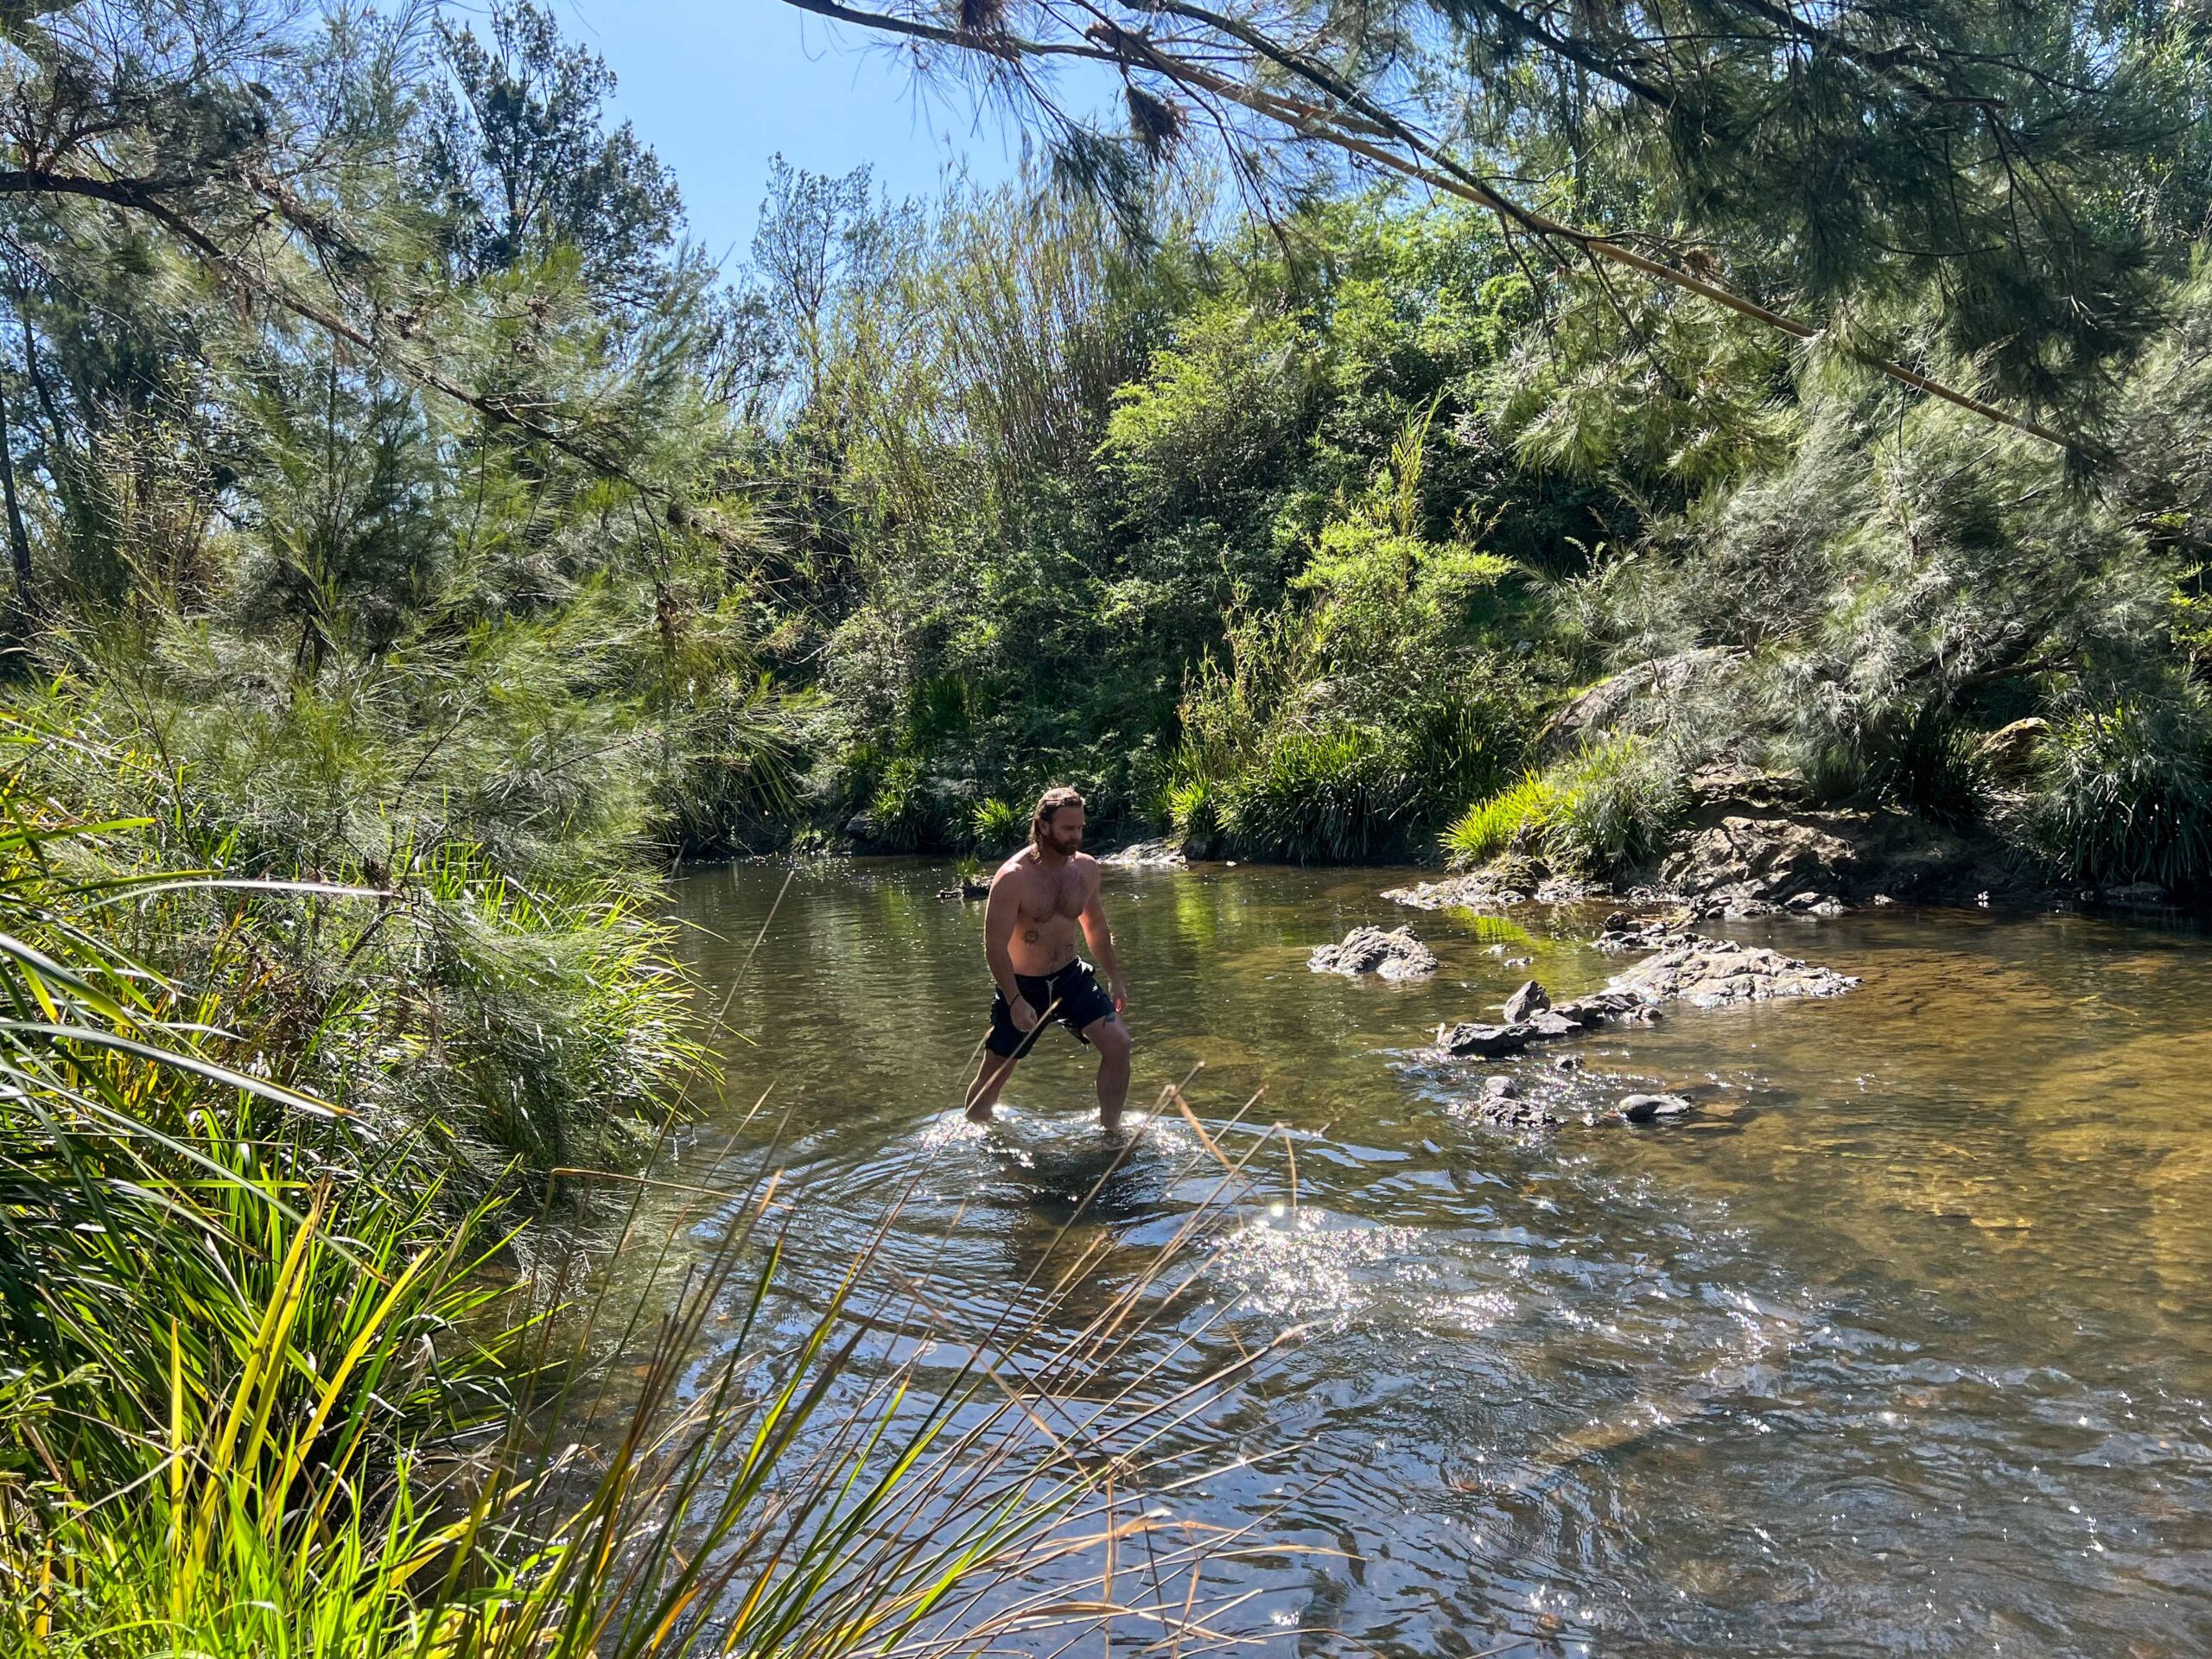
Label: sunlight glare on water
xmin=630 ymin=857 xmax=2212 ymax=1656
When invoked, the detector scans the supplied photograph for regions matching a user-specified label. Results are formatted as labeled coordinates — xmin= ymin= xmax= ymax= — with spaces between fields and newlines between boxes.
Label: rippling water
xmin=626 ymin=857 xmax=2212 ymax=1656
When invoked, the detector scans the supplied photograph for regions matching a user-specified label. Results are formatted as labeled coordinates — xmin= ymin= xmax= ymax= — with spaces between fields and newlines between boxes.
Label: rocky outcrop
xmin=1309 ymin=925 xmax=1440 ymax=980
xmin=1100 ymin=840 xmax=1188 ymax=870
xmin=1663 ymin=765 xmax=2031 ymax=912
xmin=1661 ymin=812 xmax=1860 ymax=915
xmin=1606 ymin=933 xmax=1860 ymax=1007
xmin=1432 ymin=931 xmax=1853 ymax=1069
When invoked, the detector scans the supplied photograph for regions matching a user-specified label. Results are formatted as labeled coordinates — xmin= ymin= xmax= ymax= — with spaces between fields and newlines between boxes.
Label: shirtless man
xmin=964 ymin=785 xmax=1133 ymax=1125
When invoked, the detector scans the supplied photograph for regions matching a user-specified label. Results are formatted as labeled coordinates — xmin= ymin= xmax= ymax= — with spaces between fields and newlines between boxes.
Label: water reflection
xmin=625 ymin=858 xmax=2212 ymax=1656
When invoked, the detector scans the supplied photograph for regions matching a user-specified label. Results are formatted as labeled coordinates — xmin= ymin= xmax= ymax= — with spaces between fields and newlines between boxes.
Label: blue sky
xmin=550 ymin=0 xmax=1069 ymax=271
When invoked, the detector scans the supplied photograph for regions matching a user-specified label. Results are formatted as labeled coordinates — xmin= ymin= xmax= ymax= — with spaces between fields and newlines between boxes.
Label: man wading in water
xmin=966 ymin=786 xmax=1133 ymax=1125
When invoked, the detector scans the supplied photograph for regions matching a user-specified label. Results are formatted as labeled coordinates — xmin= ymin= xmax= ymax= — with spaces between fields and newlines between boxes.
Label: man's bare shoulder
xmin=990 ymin=848 xmax=1038 ymax=886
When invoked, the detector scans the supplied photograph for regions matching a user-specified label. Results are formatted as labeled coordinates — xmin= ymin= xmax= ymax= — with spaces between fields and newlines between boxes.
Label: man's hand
xmin=1109 ymin=977 xmax=1129 ymax=1014
xmin=1009 ymin=995 xmax=1040 ymax=1033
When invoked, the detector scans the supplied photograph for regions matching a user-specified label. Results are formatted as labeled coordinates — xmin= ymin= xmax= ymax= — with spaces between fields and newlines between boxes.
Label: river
xmin=633 ymin=857 xmax=2212 ymax=1656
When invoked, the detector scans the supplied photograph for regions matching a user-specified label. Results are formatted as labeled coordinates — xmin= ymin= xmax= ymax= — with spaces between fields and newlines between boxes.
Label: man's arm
xmin=982 ymin=875 xmax=1038 ymax=1029
xmin=1078 ymin=874 xmax=1128 ymax=1012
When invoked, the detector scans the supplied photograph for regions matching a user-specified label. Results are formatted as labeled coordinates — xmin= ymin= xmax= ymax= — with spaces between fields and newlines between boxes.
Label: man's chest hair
xmin=1014 ymin=864 xmax=1089 ymax=919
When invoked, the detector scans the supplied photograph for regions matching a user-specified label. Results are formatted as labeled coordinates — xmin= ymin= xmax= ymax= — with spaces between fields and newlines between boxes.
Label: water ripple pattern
xmin=599 ymin=858 xmax=2212 ymax=1656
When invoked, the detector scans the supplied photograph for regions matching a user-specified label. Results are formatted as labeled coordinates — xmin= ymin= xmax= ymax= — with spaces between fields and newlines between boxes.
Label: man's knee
xmin=1092 ymin=1019 xmax=1133 ymax=1064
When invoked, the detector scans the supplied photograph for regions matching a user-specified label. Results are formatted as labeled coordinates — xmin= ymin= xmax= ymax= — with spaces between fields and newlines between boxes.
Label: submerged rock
xmin=2100 ymin=882 xmax=2172 ymax=910
xmin=1310 ymin=925 xmax=1440 ymax=980
xmin=1100 ymin=840 xmax=1188 ymax=870
xmin=1477 ymin=1092 xmax=1561 ymax=1130
xmin=1607 ymin=933 xmax=1860 ymax=1007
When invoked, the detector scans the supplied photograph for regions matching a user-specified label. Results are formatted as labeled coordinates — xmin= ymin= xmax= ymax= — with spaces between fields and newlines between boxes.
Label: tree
xmin=428 ymin=0 xmax=684 ymax=308
xmin=769 ymin=0 xmax=2212 ymax=457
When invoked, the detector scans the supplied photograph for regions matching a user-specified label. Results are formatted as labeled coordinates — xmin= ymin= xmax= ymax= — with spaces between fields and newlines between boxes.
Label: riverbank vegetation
xmin=5 ymin=0 xmax=2212 ymax=1643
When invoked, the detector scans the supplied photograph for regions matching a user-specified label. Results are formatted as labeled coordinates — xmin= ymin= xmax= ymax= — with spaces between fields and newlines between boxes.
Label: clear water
xmin=637 ymin=857 xmax=2212 ymax=1656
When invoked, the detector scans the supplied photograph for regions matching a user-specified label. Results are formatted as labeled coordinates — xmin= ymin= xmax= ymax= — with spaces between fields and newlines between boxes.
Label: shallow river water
xmin=639 ymin=858 xmax=2212 ymax=1657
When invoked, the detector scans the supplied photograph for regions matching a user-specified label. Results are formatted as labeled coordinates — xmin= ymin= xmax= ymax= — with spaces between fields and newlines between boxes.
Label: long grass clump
xmin=1444 ymin=737 xmax=1686 ymax=877
xmin=1 ymin=701 xmax=1298 ymax=1656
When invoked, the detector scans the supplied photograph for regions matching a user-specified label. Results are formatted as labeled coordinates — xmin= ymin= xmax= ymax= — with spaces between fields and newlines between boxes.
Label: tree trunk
xmin=0 ymin=378 xmax=30 ymax=600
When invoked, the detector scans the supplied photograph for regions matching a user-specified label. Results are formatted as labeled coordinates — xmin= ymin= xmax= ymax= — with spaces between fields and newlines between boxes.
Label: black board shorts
xmin=986 ymin=957 xmax=1118 ymax=1058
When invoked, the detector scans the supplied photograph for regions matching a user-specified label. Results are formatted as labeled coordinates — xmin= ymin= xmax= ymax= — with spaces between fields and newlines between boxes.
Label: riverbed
xmin=638 ymin=857 xmax=2212 ymax=1656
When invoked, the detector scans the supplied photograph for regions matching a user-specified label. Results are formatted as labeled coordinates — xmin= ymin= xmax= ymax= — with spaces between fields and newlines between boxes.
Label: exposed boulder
xmin=1501 ymin=979 xmax=1550 ymax=1022
xmin=937 ymin=877 xmax=992 ymax=900
xmin=1662 ymin=813 xmax=1860 ymax=916
xmin=1382 ymin=873 xmax=1529 ymax=911
xmin=1607 ymin=934 xmax=1860 ymax=1007
xmin=1435 ymin=1021 xmax=1530 ymax=1058
xmin=1619 ymin=1092 xmax=1694 ymax=1124
xmin=1100 ymin=840 xmax=1188 ymax=870
xmin=1309 ymin=925 xmax=1440 ymax=980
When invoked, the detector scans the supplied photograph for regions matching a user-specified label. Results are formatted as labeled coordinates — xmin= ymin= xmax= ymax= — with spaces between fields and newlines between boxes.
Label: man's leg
xmin=966 ymin=1048 xmax=1020 ymax=1121
xmin=1083 ymin=1015 xmax=1133 ymax=1127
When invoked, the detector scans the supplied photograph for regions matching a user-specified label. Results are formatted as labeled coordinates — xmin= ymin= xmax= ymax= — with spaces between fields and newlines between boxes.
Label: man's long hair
xmin=1030 ymin=785 xmax=1085 ymax=853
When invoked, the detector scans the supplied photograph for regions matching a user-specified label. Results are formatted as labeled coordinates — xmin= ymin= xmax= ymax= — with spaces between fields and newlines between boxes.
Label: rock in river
xmin=1619 ymin=1092 xmax=1694 ymax=1124
xmin=1435 ymin=1021 xmax=1530 ymax=1058
xmin=1310 ymin=925 xmax=1440 ymax=980
xmin=1501 ymin=978 xmax=1550 ymax=1022
xmin=1607 ymin=934 xmax=1860 ymax=1007
xmin=1382 ymin=873 xmax=1529 ymax=911
xmin=1100 ymin=839 xmax=1188 ymax=870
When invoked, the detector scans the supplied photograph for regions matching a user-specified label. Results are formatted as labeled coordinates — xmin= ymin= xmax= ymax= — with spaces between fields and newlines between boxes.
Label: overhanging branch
xmin=775 ymin=0 xmax=2101 ymax=462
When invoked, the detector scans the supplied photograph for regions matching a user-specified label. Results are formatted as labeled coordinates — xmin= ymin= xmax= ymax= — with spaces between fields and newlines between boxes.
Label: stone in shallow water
xmin=1309 ymin=925 xmax=1440 ymax=980
xmin=1607 ymin=934 xmax=1860 ymax=1008
xmin=1382 ymin=874 xmax=1528 ymax=911
xmin=1099 ymin=840 xmax=1188 ymax=870
xmin=1501 ymin=978 xmax=1550 ymax=1022
xmin=1436 ymin=1021 xmax=1530 ymax=1058
xmin=1523 ymin=1008 xmax=1584 ymax=1039
xmin=1619 ymin=1092 xmax=1694 ymax=1123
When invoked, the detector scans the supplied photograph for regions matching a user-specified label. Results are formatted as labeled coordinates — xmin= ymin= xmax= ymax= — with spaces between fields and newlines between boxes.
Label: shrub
xmin=1444 ymin=738 xmax=1685 ymax=877
xmin=1443 ymin=771 xmax=1562 ymax=868
xmin=655 ymin=674 xmax=803 ymax=856
xmin=2025 ymin=700 xmax=2212 ymax=889
xmin=972 ymin=795 xmax=1025 ymax=851
xmin=1165 ymin=773 xmax=1220 ymax=855
xmin=1214 ymin=728 xmax=1420 ymax=861
xmin=1546 ymin=736 xmax=1688 ymax=874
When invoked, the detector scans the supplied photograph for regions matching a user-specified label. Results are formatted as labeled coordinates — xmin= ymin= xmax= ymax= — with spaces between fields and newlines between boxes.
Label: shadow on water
xmin=609 ymin=857 xmax=2212 ymax=1657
